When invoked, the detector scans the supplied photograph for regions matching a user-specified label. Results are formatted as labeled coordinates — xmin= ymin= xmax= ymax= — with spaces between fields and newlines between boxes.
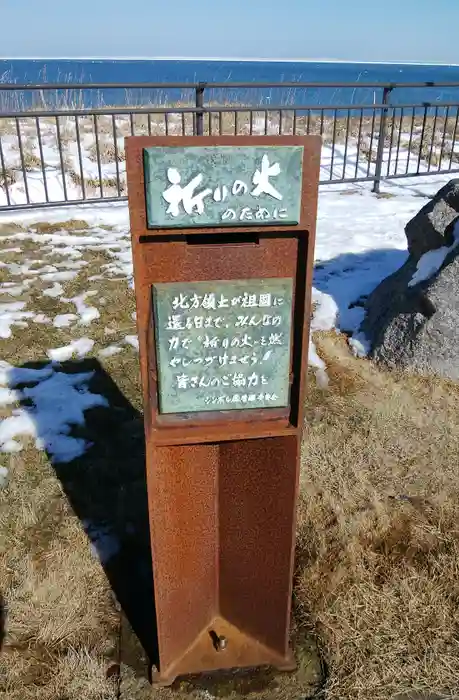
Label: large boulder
xmin=359 ymin=180 xmax=459 ymax=380
xmin=405 ymin=179 xmax=459 ymax=260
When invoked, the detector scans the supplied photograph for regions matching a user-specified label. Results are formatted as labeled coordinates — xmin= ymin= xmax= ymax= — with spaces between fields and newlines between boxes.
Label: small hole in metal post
xmin=209 ymin=630 xmax=228 ymax=652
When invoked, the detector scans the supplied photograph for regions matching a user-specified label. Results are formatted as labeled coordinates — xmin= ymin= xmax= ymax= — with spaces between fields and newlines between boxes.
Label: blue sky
xmin=1 ymin=0 xmax=457 ymax=63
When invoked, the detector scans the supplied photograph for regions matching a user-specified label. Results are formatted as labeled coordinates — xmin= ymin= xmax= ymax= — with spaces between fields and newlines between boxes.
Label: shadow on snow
xmin=313 ymin=247 xmax=408 ymax=332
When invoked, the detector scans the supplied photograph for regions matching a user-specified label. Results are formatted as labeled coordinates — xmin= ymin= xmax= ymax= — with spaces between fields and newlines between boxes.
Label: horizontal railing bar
xmin=205 ymin=101 xmax=456 ymax=110
xmin=319 ymin=175 xmax=376 ymax=185
xmin=2 ymin=81 xmax=459 ymax=91
xmin=378 ymin=167 xmax=459 ymax=181
xmin=1 ymin=101 xmax=459 ymax=120
xmin=322 ymin=167 xmax=459 ymax=186
xmin=0 ymin=82 xmax=198 ymax=91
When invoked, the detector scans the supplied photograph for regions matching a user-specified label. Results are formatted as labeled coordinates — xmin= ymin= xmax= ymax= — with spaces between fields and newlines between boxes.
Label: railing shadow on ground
xmin=13 ymin=358 xmax=158 ymax=672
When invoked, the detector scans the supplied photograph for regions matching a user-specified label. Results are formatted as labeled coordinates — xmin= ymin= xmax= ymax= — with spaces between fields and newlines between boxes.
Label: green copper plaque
xmin=143 ymin=146 xmax=303 ymax=229
xmin=152 ymin=278 xmax=293 ymax=414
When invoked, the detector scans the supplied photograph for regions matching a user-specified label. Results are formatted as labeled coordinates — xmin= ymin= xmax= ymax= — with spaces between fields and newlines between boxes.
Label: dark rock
xmin=405 ymin=179 xmax=459 ymax=260
xmin=359 ymin=180 xmax=459 ymax=381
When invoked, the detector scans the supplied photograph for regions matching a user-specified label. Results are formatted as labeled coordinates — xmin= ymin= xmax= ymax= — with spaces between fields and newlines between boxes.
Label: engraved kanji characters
xmin=162 ymin=154 xmax=287 ymax=223
xmin=251 ymin=154 xmax=282 ymax=200
xmin=162 ymin=168 xmax=212 ymax=217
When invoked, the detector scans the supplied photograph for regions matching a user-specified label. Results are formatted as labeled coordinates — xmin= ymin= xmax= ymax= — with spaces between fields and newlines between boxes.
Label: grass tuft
xmin=88 ymin=142 xmax=126 ymax=164
xmin=31 ymin=219 xmax=90 ymax=233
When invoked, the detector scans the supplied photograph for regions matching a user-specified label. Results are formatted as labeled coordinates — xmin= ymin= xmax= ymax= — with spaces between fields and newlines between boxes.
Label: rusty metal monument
xmin=125 ymin=135 xmax=321 ymax=685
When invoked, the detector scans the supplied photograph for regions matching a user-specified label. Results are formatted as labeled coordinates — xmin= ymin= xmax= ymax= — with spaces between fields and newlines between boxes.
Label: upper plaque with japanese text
xmin=152 ymin=278 xmax=293 ymax=414
xmin=143 ymin=145 xmax=303 ymax=229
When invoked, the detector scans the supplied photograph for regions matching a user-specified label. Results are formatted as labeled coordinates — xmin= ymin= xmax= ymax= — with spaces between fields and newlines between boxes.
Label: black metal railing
xmin=1 ymin=80 xmax=459 ymax=210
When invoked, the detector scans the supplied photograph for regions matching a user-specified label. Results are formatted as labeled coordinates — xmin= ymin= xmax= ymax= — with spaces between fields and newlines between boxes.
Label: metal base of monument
xmin=150 ymin=617 xmax=297 ymax=687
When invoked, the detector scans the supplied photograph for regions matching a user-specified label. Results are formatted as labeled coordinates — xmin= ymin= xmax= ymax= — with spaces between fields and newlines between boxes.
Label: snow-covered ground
xmin=0 ymin=135 xmax=455 ymax=467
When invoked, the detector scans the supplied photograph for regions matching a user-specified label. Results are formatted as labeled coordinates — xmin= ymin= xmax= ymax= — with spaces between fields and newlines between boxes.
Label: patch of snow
xmin=1 ymin=439 xmax=22 ymax=453
xmin=0 ymin=387 xmax=18 ymax=406
xmin=98 ymin=345 xmax=122 ymax=358
xmin=0 ymin=301 xmax=34 ymax=338
xmin=0 ymin=368 xmax=108 ymax=462
xmin=55 ymin=260 xmax=88 ymax=270
xmin=124 ymin=335 xmax=139 ymax=350
xmin=1 ymin=222 xmax=132 ymax=288
xmin=67 ymin=291 xmax=100 ymax=325
xmin=349 ymin=332 xmax=371 ymax=358
xmin=46 ymin=246 xmax=83 ymax=260
xmin=408 ymin=221 xmax=459 ymax=287
xmin=0 ymin=247 xmax=22 ymax=254
xmin=308 ymin=339 xmax=329 ymax=388
xmin=312 ymin=188 xmax=415 ymax=362
xmin=33 ymin=314 xmax=51 ymax=324
xmin=53 ymin=313 xmax=78 ymax=328
xmin=47 ymin=337 xmax=94 ymax=362
xmin=41 ymin=270 xmax=78 ymax=282
xmin=0 ymin=284 xmax=27 ymax=296
xmin=311 ymin=288 xmax=339 ymax=332
xmin=0 ymin=465 xmax=8 ymax=488
xmin=24 ymin=264 xmax=58 ymax=276
xmin=0 ymin=411 xmax=35 ymax=451
xmin=43 ymin=282 xmax=64 ymax=298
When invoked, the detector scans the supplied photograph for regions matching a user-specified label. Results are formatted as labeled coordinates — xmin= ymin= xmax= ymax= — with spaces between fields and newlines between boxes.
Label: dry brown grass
xmin=296 ymin=333 xmax=459 ymax=699
xmin=0 ymin=119 xmax=16 ymax=136
xmin=31 ymin=219 xmax=90 ymax=233
xmin=22 ymin=152 xmax=43 ymax=171
xmin=87 ymin=141 xmax=126 ymax=164
xmin=68 ymin=170 xmax=125 ymax=196
xmin=0 ymin=449 xmax=119 ymax=700
xmin=0 ymin=167 xmax=16 ymax=188
xmin=0 ymin=222 xmax=138 ymax=698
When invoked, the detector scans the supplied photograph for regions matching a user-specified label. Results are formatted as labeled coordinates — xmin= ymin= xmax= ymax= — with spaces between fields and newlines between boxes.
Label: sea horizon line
xmin=1 ymin=56 xmax=458 ymax=67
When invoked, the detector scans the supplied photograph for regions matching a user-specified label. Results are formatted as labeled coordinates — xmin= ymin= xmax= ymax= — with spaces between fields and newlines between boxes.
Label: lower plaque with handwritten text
xmin=152 ymin=278 xmax=293 ymax=414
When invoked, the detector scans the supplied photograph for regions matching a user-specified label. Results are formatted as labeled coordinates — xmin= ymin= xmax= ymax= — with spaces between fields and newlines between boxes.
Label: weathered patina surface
xmin=153 ymin=278 xmax=293 ymax=413
xmin=144 ymin=145 xmax=304 ymax=228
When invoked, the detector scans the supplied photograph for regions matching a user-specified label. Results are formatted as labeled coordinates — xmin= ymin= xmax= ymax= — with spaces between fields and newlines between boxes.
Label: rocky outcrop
xmin=359 ymin=180 xmax=459 ymax=380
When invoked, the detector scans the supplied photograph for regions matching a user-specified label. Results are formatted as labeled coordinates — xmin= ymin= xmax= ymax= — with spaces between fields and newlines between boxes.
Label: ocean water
xmin=1 ymin=58 xmax=459 ymax=108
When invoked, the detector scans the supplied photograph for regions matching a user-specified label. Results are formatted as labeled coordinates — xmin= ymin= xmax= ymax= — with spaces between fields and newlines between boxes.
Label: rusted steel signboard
xmin=126 ymin=135 xmax=321 ymax=686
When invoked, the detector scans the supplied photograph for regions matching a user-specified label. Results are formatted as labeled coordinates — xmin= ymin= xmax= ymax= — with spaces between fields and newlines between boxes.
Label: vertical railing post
xmin=372 ymin=86 xmax=393 ymax=193
xmin=195 ymin=82 xmax=205 ymax=136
